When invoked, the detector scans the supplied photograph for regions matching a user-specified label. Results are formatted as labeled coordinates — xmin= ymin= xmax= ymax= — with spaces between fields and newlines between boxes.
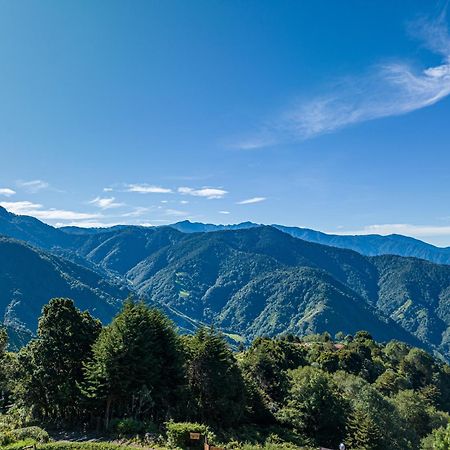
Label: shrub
xmin=0 ymin=409 xmax=30 ymax=433
xmin=3 ymin=439 xmax=36 ymax=450
xmin=421 ymin=423 xmax=450 ymax=449
xmin=36 ymin=443 xmax=132 ymax=449
xmin=109 ymin=417 xmax=145 ymax=436
xmin=0 ymin=426 xmax=49 ymax=446
xmin=235 ymin=444 xmax=309 ymax=450
xmin=10 ymin=426 xmax=50 ymax=443
xmin=166 ymin=421 xmax=215 ymax=449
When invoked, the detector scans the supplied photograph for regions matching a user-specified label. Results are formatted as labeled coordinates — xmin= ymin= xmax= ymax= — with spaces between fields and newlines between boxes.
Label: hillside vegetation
xmin=1 ymin=299 xmax=450 ymax=449
xmin=1 ymin=208 xmax=450 ymax=360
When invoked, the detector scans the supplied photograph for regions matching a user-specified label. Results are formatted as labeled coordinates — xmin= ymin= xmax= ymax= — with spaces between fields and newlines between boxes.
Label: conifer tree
xmin=184 ymin=327 xmax=247 ymax=427
xmin=346 ymin=406 xmax=383 ymax=450
xmin=16 ymin=298 xmax=101 ymax=423
xmin=83 ymin=300 xmax=184 ymax=427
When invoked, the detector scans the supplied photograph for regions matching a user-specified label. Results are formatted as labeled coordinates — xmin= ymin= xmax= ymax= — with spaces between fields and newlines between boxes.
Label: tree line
xmin=1 ymin=297 xmax=450 ymax=449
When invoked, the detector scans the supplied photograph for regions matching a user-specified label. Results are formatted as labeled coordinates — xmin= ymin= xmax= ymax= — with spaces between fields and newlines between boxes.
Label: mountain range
xmin=0 ymin=205 xmax=449 ymax=359
xmin=170 ymin=220 xmax=450 ymax=265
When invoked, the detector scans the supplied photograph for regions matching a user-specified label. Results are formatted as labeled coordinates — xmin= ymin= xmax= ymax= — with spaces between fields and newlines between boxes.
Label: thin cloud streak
xmin=234 ymin=12 xmax=450 ymax=147
xmin=126 ymin=184 xmax=173 ymax=194
xmin=333 ymin=223 xmax=450 ymax=240
xmin=55 ymin=221 xmax=121 ymax=229
xmin=0 ymin=188 xmax=15 ymax=197
xmin=237 ymin=197 xmax=266 ymax=205
xmin=89 ymin=196 xmax=124 ymax=209
xmin=178 ymin=187 xmax=228 ymax=199
xmin=0 ymin=201 xmax=101 ymax=220
xmin=17 ymin=180 xmax=50 ymax=193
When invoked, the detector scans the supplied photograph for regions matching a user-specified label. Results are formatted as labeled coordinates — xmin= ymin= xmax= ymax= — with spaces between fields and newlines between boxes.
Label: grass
xmin=37 ymin=443 xmax=144 ymax=449
xmin=3 ymin=439 xmax=36 ymax=449
xmin=223 ymin=333 xmax=246 ymax=344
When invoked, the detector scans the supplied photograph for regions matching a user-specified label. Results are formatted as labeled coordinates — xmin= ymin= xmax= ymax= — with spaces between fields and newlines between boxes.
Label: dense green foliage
xmin=421 ymin=423 xmax=450 ymax=449
xmin=2 ymin=208 xmax=450 ymax=358
xmin=0 ymin=237 xmax=127 ymax=347
xmin=13 ymin=299 xmax=102 ymax=424
xmin=182 ymin=328 xmax=247 ymax=427
xmin=2 ymin=222 xmax=450 ymax=362
xmin=83 ymin=300 xmax=185 ymax=426
xmin=1 ymin=299 xmax=450 ymax=449
xmin=165 ymin=421 xmax=214 ymax=449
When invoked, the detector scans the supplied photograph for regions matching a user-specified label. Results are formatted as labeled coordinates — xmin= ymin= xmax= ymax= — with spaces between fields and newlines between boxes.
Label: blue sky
xmin=1 ymin=1 xmax=450 ymax=245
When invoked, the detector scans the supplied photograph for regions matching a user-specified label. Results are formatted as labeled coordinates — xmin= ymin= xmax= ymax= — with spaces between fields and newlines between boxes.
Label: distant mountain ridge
xmin=1 ymin=206 xmax=450 ymax=360
xmin=1 ymin=207 xmax=449 ymax=265
xmin=170 ymin=220 xmax=450 ymax=265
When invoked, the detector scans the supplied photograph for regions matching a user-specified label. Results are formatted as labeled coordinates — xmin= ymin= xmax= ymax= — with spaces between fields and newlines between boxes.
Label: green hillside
xmin=1 ymin=211 xmax=450 ymax=360
xmin=0 ymin=237 xmax=128 ymax=341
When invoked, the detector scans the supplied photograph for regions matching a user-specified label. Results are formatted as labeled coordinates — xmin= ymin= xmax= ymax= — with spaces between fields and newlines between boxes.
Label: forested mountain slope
xmin=0 ymin=237 xmax=127 ymax=341
xmin=169 ymin=219 xmax=450 ymax=265
xmin=1 ymin=207 xmax=450 ymax=359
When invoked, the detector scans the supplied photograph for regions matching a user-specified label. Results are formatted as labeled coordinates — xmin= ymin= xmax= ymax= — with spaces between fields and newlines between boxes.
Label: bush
xmin=421 ymin=423 xmax=450 ymax=449
xmin=3 ymin=439 xmax=36 ymax=450
xmin=36 ymin=443 xmax=132 ymax=449
xmin=0 ymin=409 xmax=30 ymax=433
xmin=0 ymin=426 xmax=49 ymax=446
xmin=0 ymin=427 xmax=50 ymax=449
xmin=221 ymin=427 xmax=313 ymax=450
xmin=10 ymin=426 xmax=50 ymax=443
xmin=166 ymin=421 xmax=215 ymax=449
xmin=233 ymin=444 xmax=308 ymax=450
xmin=109 ymin=417 xmax=145 ymax=435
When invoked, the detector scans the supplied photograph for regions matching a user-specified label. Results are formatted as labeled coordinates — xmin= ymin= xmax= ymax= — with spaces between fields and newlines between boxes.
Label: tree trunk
xmin=105 ymin=396 xmax=112 ymax=430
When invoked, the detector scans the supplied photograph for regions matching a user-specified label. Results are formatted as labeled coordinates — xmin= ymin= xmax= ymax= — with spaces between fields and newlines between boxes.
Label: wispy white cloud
xmin=0 ymin=188 xmax=15 ymax=197
xmin=89 ymin=196 xmax=124 ymax=209
xmin=126 ymin=184 xmax=172 ymax=194
xmin=237 ymin=197 xmax=266 ymax=205
xmin=234 ymin=11 xmax=450 ymax=147
xmin=164 ymin=208 xmax=189 ymax=217
xmin=178 ymin=187 xmax=228 ymax=199
xmin=333 ymin=223 xmax=450 ymax=240
xmin=55 ymin=221 xmax=120 ymax=229
xmin=103 ymin=187 xmax=114 ymax=192
xmin=121 ymin=207 xmax=150 ymax=218
xmin=219 ymin=210 xmax=231 ymax=214
xmin=0 ymin=201 xmax=101 ymax=220
xmin=17 ymin=179 xmax=49 ymax=193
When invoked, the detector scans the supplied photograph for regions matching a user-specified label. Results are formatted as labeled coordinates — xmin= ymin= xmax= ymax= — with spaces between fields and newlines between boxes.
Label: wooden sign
xmin=190 ymin=432 xmax=201 ymax=440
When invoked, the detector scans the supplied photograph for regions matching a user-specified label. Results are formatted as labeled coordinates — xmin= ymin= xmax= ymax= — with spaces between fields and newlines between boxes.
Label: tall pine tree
xmin=183 ymin=327 xmax=247 ymax=427
xmin=16 ymin=298 xmax=101 ymax=424
xmin=346 ymin=406 xmax=383 ymax=450
xmin=83 ymin=300 xmax=184 ymax=427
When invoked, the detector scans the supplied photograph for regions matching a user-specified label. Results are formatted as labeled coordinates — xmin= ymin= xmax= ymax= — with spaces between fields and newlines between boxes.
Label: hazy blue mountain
xmin=273 ymin=224 xmax=450 ymax=265
xmin=169 ymin=220 xmax=258 ymax=234
xmin=1 ymin=207 xmax=450 ymax=266
xmin=0 ymin=206 xmax=70 ymax=249
xmin=168 ymin=220 xmax=450 ymax=265
xmin=60 ymin=225 xmax=132 ymax=235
